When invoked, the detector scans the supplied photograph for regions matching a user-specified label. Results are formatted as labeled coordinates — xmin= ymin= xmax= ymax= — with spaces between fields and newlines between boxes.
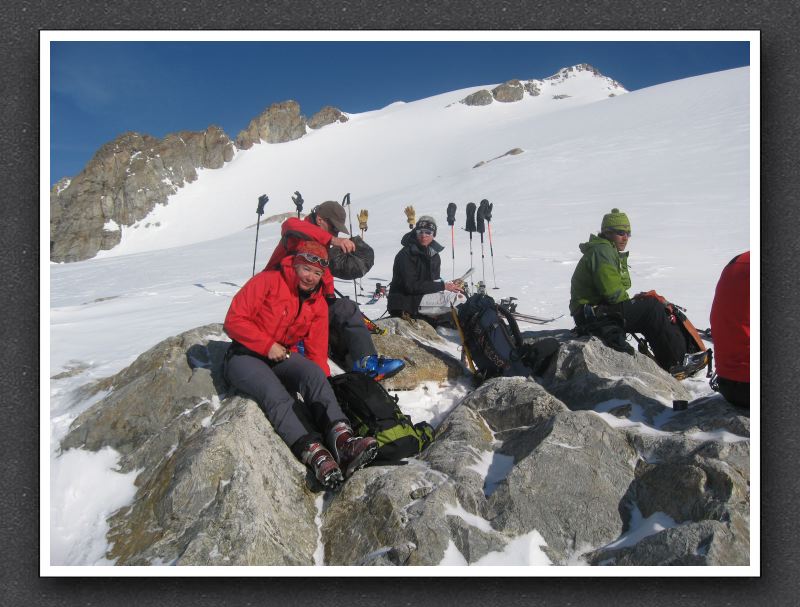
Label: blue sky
xmin=49 ymin=40 xmax=750 ymax=185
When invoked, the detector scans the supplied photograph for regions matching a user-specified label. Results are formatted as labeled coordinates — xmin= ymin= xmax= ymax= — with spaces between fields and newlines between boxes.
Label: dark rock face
xmin=492 ymin=80 xmax=525 ymax=103
xmin=55 ymin=315 xmax=747 ymax=566
xmin=235 ymin=100 xmax=307 ymax=149
xmin=460 ymin=90 xmax=494 ymax=106
xmin=308 ymin=105 xmax=349 ymax=129
xmin=50 ymin=127 xmax=235 ymax=263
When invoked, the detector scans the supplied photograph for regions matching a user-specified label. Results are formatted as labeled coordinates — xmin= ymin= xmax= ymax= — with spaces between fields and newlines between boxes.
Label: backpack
xmin=328 ymin=372 xmax=435 ymax=461
xmin=633 ymin=291 xmax=713 ymax=378
xmin=456 ymin=293 xmax=532 ymax=382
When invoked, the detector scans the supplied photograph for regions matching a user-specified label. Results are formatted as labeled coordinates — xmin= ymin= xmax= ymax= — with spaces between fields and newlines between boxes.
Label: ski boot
xmin=301 ymin=442 xmax=344 ymax=490
xmin=669 ymin=349 xmax=713 ymax=381
xmin=352 ymin=354 xmax=405 ymax=381
xmin=328 ymin=421 xmax=378 ymax=478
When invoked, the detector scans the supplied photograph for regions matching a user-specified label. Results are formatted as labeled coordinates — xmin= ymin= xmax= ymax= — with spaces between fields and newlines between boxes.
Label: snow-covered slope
xmin=94 ymin=66 xmax=632 ymax=257
xmin=47 ymin=66 xmax=752 ymax=566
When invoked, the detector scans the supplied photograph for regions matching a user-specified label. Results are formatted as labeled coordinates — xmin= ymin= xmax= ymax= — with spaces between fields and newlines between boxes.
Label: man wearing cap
xmin=388 ymin=215 xmax=464 ymax=324
xmin=264 ymin=200 xmax=404 ymax=381
xmin=569 ymin=208 xmax=687 ymax=372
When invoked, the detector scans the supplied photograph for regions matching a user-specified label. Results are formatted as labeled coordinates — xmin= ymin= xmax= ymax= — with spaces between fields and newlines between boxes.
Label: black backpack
xmin=328 ymin=373 xmax=435 ymax=461
xmin=456 ymin=293 xmax=532 ymax=382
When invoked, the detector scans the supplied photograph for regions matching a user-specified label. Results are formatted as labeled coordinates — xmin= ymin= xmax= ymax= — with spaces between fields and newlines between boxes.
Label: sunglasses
xmin=295 ymin=252 xmax=330 ymax=268
xmin=610 ymin=229 xmax=631 ymax=237
xmin=416 ymin=229 xmax=434 ymax=237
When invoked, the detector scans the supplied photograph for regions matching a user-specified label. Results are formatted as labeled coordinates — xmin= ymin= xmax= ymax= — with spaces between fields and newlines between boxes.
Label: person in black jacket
xmin=388 ymin=215 xmax=463 ymax=324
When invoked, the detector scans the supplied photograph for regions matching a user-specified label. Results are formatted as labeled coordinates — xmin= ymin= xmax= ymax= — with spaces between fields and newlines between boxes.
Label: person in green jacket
xmin=569 ymin=209 xmax=688 ymax=372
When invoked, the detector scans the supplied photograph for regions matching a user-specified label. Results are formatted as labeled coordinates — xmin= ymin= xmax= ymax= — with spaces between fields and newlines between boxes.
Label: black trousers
xmin=620 ymin=298 xmax=688 ymax=371
xmin=716 ymin=376 xmax=750 ymax=409
xmin=328 ymin=297 xmax=377 ymax=369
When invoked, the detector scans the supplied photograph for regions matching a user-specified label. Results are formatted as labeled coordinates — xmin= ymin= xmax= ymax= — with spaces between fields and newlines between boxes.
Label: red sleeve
xmin=282 ymin=217 xmax=334 ymax=247
xmin=302 ymin=296 xmax=331 ymax=376
xmin=223 ymin=273 xmax=277 ymax=356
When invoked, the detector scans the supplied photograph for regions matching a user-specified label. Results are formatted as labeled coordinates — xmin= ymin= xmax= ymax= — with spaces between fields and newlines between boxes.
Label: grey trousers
xmin=224 ymin=350 xmax=348 ymax=453
xmin=328 ymin=297 xmax=377 ymax=369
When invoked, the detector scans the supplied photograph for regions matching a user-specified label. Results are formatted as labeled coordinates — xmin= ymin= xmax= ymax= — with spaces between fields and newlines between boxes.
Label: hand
xmin=330 ymin=236 xmax=355 ymax=253
xmin=267 ymin=343 xmax=291 ymax=362
xmin=444 ymin=281 xmax=463 ymax=293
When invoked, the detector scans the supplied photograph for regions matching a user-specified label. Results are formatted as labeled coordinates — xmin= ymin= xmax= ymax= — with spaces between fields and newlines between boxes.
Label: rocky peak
xmin=50 ymin=126 xmax=235 ymax=263
xmin=234 ymin=100 xmax=308 ymax=149
xmin=308 ymin=105 xmax=349 ymax=130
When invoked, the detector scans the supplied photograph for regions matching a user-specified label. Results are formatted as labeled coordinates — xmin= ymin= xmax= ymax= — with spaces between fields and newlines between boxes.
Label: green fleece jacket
xmin=569 ymin=234 xmax=631 ymax=315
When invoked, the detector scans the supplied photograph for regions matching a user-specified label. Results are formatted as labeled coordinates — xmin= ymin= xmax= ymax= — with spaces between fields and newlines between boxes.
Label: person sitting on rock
xmin=387 ymin=215 xmax=465 ymax=326
xmin=569 ymin=208 xmax=688 ymax=373
xmin=264 ymin=200 xmax=404 ymax=381
xmin=709 ymin=251 xmax=750 ymax=408
xmin=224 ymin=240 xmax=377 ymax=490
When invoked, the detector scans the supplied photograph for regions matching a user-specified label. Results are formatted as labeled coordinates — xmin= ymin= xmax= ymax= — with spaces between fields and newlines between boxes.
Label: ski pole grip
xmin=476 ymin=204 xmax=485 ymax=234
xmin=257 ymin=194 xmax=269 ymax=216
xmin=479 ymin=199 xmax=492 ymax=222
xmin=446 ymin=202 xmax=457 ymax=226
xmin=465 ymin=202 xmax=477 ymax=233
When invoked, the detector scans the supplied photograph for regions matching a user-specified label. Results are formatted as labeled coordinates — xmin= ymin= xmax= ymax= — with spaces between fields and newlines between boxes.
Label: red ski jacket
xmin=224 ymin=256 xmax=330 ymax=376
xmin=710 ymin=251 xmax=750 ymax=383
xmin=264 ymin=216 xmax=336 ymax=297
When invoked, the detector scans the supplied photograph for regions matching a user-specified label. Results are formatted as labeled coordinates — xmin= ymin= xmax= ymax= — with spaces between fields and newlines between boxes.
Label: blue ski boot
xmin=352 ymin=354 xmax=405 ymax=381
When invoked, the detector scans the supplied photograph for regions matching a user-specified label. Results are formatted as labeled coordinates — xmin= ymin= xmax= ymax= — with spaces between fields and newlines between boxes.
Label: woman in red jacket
xmin=223 ymin=240 xmax=377 ymax=490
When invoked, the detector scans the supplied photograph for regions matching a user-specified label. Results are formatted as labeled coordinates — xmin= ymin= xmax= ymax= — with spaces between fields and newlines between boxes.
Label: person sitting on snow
xmin=224 ymin=240 xmax=378 ymax=490
xmin=263 ymin=200 xmax=404 ymax=381
xmin=709 ymin=251 xmax=750 ymax=408
xmin=387 ymin=215 xmax=465 ymax=326
xmin=569 ymin=208 xmax=689 ymax=374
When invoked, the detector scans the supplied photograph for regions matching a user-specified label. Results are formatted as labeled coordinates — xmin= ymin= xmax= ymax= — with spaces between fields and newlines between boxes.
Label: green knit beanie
xmin=601 ymin=208 xmax=631 ymax=234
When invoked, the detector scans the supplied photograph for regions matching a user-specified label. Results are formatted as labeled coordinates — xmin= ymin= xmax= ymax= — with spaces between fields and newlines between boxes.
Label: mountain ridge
xmin=50 ymin=63 xmax=627 ymax=263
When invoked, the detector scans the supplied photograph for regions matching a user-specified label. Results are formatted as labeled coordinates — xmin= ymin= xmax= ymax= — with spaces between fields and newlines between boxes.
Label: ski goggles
xmin=416 ymin=228 xmax=435 ymax=237
xmin=609 ymin=229 xmax=631 ymax=237
xmin=294 ymin=252 xmax=330 ymax=268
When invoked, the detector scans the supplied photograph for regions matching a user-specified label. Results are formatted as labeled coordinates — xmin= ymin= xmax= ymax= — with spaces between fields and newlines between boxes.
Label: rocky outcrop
xmin=458 ymin=64 xmax=626 ymax=107
xmin=308 ymin=105 xmax=349 ymax=130
xmin=492 ymin=80 xmax=525 ymax=103
xmin=235 ymin=100 xmax=307 ymax=149
xmin=372 ymin=317 xmax=463 ymax=390
xmin=59 ymin=323 xmax=749 ymax=567
xmin=473 ymin=147 xmax=525 ymax=169
xmin=460 ymin=90 xmax=494 ymax=107
xmin=50 ymin=127 xmax=235 ymax=263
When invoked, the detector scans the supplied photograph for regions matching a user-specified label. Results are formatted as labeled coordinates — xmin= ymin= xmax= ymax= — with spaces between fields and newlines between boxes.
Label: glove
xmin=358 ymin=209 xmax=368 ymax=231
xmin=404 ymin=205 xmax=416 ymax=229
xmin=291 ymin=191 xmax=304 ymax=212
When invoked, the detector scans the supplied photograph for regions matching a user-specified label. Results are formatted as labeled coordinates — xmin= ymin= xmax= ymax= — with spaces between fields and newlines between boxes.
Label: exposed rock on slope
xmin=50 ymin=127 xmax=235 ymax=263
xmin=234 ymin=100 xmax=307 ymax=149
xmin=308 ymin=105 xmax=349 ymax=129
xmin=59 ymin=322 xmax=749 ymax=566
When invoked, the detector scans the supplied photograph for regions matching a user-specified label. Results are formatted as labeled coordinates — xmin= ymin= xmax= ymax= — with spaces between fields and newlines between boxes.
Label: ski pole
xmin=252 ymin=194 xmax=269 ymax=276
xmin=465 ymin=202 xmax=477 ymax=290
xmin=446 ymin=202 xmax=457 ymax=280
xmin=292 ymin=191 xmax=304 ymax=218
xmin=481 ymin=199 xmax=499 ymax=289
xmin=341 ymin=193 xmax=358 ymax=300
xmin=476 ymin=202 xmax=486 ymax=285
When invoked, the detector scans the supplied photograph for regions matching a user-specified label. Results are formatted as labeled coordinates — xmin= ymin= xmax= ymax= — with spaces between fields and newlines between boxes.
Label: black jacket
xmin=387 ymin=230 xmax=445 ymax=317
